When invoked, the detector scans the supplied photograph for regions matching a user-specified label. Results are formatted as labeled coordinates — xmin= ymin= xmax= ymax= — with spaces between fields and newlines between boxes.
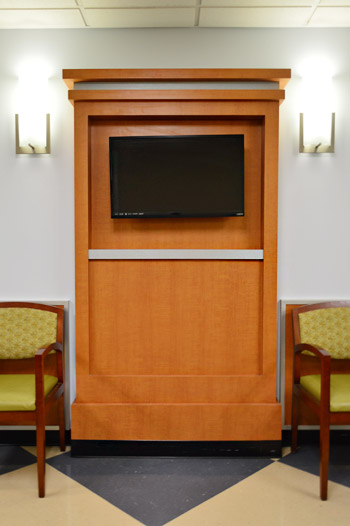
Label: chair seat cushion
xmin=0 ymin=374 xmax=58 ymax=411
xmin=300 ymin=374 xmax=350 ymax=412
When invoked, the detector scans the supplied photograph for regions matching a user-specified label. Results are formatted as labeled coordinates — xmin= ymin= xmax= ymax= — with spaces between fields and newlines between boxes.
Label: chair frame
xmin=291 ymin=300 xmax=350 ymax=500
xmin=0 ymin=302 xmax=65 ymax=497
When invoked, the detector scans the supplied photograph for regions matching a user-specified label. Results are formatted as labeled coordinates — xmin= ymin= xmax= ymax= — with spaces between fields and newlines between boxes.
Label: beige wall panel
xmin=89 ymin=118 xmax=262 ymax=250
xmin=89 ymin=260 xmax=262 ymax=376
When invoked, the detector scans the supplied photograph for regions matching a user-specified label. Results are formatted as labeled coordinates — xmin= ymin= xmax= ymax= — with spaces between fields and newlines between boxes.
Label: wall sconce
xmin=16 ymin=63 xmax=51 ymax=154
xmin=299 ymin=58 xmax=335 ymax=154
xmin=299 ymin=112 xmax=335 ymax=153
xmin=15 ymin=114 xmax=51 ymax=154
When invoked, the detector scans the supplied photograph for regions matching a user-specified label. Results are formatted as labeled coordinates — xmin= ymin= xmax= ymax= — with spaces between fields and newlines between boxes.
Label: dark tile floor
xmin=0 ymin=444 xmax=36 ymax=475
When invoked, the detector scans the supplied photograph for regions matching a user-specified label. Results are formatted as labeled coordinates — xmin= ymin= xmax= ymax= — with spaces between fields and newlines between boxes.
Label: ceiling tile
xmin=309 ymin=6 xmax=350 ymax=24
xmin=199 ymin=7 xmax=310 ymax=26
xmin=0 ymin=1 xmax=76 ymax=6
xmin=82 ymin=0 xmax=195 ymax=6
xmin=201 ymin=1 xmax=312 ymax=5
xmin=0 ymin=9 xmax=85 ymax=28
xmin=84 ymin=8 xmax=195 ymax=27
xmin=320 ymin=0 xmax=350 ymax=5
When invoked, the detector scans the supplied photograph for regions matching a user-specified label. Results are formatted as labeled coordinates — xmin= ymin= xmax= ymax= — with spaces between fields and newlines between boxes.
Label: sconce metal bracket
xmin=15 ymin=114 xmax=51 ymax=154
xmin=299 ymin=112 xmax=335 ymax=153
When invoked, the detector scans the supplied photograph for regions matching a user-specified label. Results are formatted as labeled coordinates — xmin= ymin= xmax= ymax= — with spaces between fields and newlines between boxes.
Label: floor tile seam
xmin=20 ymin=445 xmax=37 ymax=459
xmin=275 ymin=459 xmax=350 ymax=488
xmin=158 ymin=464 xmax=280 ymax=526
xmin=0 ymin=462 xmax=37 ymax=479
xmin=280 ymin=461 xmax=350 ymax=489
xmin=45 ymin=461 xmax=143 ymax=521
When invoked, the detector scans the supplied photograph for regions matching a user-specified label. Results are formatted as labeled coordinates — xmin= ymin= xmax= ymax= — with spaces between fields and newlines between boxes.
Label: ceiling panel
xmin=199 ymin=7 xmax=310 ymax=26
xmin=0 ymin=0 xmax=349 ymax=27
xmin=0 ymin=8 xmax=85 ymax=28
xmin=0 ymin=0 xmax=76 ymax=6
xmin=82 ymin=0 xmax=196 ymax=6
xmin=201 ymin=1 xmax=313 ymax=5
xmin=320 ymin=0 xmax=350 ymax=5
xmin=309 ymin=6 xmax=350 ymax=24
xmin=84 ymin=8 xmax=195 ymax=27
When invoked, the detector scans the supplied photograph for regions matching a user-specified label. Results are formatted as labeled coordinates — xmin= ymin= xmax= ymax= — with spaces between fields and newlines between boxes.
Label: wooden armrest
xmin=35 ymin=342 xmax=64 ymax=386
xmin=293 ymin=343 xmax=331 ymax=385
xmin=35 ymin=342 xmax=63 ymax=359
xmin=294 ymin=343 xmax=331 ymax=360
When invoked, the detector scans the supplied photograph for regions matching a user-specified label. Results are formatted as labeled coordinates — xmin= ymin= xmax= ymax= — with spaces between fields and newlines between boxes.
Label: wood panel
xmin=65 ymin=69 xmax=290 ymax=443
xmin=71 ymin=402 xmax=281 ymax=441
xmin=75 ymin=375 xmax=278 ymax=404
xmin=260 ymin=104 xmax=279 ymax=381
xmin=89 ymin=260 xmax=262 ymax=376
xmin=69 ymin=90 xmax=285 ymax=103
xmin=78 ymin=99 xmax=277 ymax=119
xmin=63 ymin=68 xmax=291 ymax=89
xmin=90 ymin=118 xmax=263 ymax=250
xmin=74 ymin=104 xmax=90 ymax=378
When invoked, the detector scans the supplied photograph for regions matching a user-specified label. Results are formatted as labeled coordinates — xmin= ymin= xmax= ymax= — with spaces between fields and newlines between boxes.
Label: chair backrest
xmin=292 ymin=301 xmax=350 ymax=360
xmin=0 ymin=302 xmax=63 ymax=360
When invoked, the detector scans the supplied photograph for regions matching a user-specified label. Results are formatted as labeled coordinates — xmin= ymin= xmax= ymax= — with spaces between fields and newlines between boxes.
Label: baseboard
xmin=0 ymin=430 xmax=71 ymax=446
xmin=70 ymin=440 xmax=282 ymax=457
xmin=282 ymin=429 xmax=350 ymax=446
xmin=3 ymin=430 xmax=349 ymax=452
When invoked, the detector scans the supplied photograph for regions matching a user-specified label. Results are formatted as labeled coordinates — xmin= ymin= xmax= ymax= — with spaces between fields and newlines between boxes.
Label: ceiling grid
xmin=0 ymin=1 xmax=349 ymax=28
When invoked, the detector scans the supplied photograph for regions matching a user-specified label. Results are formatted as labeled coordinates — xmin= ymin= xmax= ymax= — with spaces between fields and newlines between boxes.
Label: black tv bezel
xmin=109 ymin=134 xmax=244 ymax=219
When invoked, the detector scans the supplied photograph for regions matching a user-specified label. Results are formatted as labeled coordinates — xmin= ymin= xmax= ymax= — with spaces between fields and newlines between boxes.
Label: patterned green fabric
xmin=300 ymin=374 xmax=350 ymax=412
xmin=0 ymin=374 xmax=58 ymax=411
xmin=299 ymin=308 xmax=350 ymax=359
xmin=0 ymin=308 xmax=57 ymax=359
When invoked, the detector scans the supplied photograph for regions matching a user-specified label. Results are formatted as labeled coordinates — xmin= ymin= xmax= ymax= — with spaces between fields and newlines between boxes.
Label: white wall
xmin=0 ymin=28 xmax=349 ymax=407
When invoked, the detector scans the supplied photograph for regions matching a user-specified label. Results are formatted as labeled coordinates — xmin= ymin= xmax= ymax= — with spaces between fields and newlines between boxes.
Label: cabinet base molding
xmin=71 ymin=402 xmax=281 ymax=441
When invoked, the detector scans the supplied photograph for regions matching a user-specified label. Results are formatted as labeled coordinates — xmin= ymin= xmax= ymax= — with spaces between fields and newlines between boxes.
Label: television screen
xmin=109 ymin=134 xmax=244 ymax=218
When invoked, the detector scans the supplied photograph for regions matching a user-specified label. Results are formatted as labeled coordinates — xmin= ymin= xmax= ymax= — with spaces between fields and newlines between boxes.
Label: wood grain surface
xmin=71 ymin=402 xmax=282 ymax=441
xmin=88 ymin=260 xmax=262 ymax=376
xmin=90 ymin=118 xmax=262 ymax=249
xmin=69 ymin=69 xmax=286 ymax=441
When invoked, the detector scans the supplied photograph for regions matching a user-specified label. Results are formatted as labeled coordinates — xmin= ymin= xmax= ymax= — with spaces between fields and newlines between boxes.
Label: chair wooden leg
xmin=59 ymin=394 xmax=66 ymax=452
xmin=320 ymin=414 xmax=330 ymax=500
xmin=291 ymin=393 xmax=299 ymax=453
xmin=36 ymin=416 xmax=46 ymax=498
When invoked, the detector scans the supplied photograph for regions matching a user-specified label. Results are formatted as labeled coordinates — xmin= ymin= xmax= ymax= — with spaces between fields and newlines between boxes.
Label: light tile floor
xmin=0 ymin=444 xmax=349 ymax=526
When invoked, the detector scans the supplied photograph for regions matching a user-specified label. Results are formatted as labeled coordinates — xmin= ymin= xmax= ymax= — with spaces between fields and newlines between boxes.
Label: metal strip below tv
xmin=89 ymin=249 xmax=264 ymax=260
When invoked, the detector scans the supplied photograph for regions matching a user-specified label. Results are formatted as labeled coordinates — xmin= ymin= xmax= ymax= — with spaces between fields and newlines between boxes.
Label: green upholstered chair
xmin=291 ymin=301 xmax=350 ymax=500
xmin=0 ymin=302 xmax=65 ymax=497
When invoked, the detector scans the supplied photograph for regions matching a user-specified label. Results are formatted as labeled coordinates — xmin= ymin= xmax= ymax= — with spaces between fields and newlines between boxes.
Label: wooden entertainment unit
xmin=63 ymin=68 xmax=290 ymax=444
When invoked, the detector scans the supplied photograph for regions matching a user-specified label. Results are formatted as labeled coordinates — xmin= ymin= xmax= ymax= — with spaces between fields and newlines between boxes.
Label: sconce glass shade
xmin=298 ymin=58 xmax=334 ymax=154
xmin=15 ymin=113 xmax=51 ymax=154
xmin=299 ymin=112 xmax=335 ymax=153
xmin=16 ymin=62 xmax=50 ymax=154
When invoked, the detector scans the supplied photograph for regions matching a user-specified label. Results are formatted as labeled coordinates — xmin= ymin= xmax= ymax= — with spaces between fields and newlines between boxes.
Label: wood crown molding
xmin=63 ymin=68 xmax=291 ymax=90
xmin=68 ymin=89 xmax=285 ymax=104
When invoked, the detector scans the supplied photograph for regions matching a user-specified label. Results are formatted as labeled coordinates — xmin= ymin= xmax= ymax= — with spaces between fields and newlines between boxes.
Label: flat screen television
xmin=109 ymin=134 xmax=244 ymax=219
